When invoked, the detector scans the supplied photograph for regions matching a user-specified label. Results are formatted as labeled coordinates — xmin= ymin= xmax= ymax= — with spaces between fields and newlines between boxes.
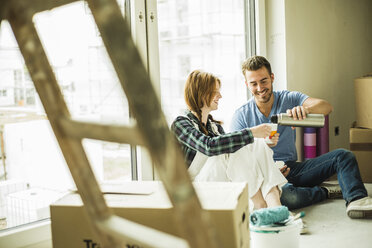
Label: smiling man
xmin=230 ymin=55 xmax=372 ymax=219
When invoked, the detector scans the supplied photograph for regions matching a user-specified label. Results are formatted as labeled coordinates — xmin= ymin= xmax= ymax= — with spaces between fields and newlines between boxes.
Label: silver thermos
xmin=270 ymin=113 xmax=325 ymax=127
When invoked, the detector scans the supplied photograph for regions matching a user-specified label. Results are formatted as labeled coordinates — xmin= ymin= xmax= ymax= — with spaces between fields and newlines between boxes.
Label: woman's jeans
xmin=280 ymin=148 xmax=368 ymax=210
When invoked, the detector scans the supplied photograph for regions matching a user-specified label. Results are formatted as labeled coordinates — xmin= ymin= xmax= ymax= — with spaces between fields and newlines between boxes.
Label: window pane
xmin=34 ymin=2 xmax=130 ymax=124
xmin=157 ymin=0 xmax=247 ymax=130
xmin=0 ymin=0 xmax=133 ymax=230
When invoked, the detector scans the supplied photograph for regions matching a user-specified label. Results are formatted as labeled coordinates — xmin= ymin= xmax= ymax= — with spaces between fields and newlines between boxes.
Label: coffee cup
xmin=264 ymin=124 xmax=278 ymax=144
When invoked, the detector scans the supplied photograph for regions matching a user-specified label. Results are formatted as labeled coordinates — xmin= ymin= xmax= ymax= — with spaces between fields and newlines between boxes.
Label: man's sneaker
xmin=320 ymin=182 xmax=343 ymax=199
xmin=346 ymin=197 xmax=372 ymax=219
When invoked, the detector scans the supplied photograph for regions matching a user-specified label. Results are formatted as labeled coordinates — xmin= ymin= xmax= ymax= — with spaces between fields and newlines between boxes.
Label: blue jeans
xmin=280 ymin=149 xmax=368 ymax=210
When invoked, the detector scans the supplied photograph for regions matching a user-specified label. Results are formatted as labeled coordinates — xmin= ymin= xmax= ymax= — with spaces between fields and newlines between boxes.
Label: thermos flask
xmin=270 ymin=113 xmax=325 ymax=127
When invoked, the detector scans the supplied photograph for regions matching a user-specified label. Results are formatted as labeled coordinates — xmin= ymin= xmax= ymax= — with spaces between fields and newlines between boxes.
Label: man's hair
xmin=241 ymin=55 xmax=272 ymax=76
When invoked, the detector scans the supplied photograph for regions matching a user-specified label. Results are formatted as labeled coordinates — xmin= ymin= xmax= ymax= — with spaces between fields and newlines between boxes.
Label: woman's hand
xmin=250 ymin=124 xmax=271 ymax=138
xmin=267 ymin=132 xmax=280 ymax=147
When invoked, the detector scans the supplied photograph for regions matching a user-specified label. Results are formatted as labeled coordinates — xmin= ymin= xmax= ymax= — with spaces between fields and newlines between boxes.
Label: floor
xmin=299 ymin=183 xmax=372 ymax=248
xmin=13 ymin=184 xmax=372 ymax=248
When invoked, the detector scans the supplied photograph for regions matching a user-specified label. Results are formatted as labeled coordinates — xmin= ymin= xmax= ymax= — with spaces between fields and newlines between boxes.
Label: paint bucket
xmin=250 ymin=219 xmax=302 ymax=248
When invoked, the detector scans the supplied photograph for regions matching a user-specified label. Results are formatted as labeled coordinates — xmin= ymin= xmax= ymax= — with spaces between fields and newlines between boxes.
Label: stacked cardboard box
xmin=350 ymin=128 xmax=372 ymax=183
xmin=50 ymin=181 xmax=249 ymax=248
xmin=351 ymin=75 xmax=372 ymax=183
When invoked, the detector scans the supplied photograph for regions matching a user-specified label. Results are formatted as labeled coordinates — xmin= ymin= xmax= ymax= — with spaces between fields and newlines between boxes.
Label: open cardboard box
xmin=50 ymin=181 xmax=249 ymax=248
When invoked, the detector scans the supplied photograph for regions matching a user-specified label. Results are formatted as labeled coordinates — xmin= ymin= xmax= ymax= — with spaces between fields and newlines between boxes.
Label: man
xmin=231 ymin=55 xmax=372 ymax=219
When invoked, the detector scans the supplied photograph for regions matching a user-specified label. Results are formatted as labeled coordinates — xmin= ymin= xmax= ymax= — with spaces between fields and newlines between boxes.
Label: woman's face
xmin=206 ymin=81 xmax=222 ymax=112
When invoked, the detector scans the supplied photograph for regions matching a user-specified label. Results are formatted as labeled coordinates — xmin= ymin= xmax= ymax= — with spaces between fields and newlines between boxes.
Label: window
xmin=157 ymin=0 xmax=248 ymax=129
xmin=0 ymin=0 xmax=139 ymax=231
xmin=0 ymin=0 xmax=255 ymax=235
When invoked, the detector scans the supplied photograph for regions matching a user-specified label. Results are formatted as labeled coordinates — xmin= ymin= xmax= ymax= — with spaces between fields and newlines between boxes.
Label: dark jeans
xmin=280 ymin=148 xmax=368 ymax=210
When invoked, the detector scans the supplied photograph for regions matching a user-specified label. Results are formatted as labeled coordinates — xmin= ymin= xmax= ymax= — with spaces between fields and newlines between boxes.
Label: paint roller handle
xmin=275 ymin=211 xmax=306 ymax=226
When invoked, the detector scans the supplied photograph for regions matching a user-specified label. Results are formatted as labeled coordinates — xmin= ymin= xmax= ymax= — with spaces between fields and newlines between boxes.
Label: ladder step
xmin=59 ymin=118 xmax=144 ymax=145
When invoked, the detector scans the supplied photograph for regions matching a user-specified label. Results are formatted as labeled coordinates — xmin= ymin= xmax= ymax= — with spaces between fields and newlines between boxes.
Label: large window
xmin=157 ymin=0 xmax=248 ymax=129
xmin=0 ymin=1 xmax=136 ymax=230
xmin=0 ymin=0 xmax=254 ymax=235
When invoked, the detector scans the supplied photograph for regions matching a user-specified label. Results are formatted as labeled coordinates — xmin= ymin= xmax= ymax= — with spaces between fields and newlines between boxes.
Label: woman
xmin=171 ymin=70 xmax=287 ymax=210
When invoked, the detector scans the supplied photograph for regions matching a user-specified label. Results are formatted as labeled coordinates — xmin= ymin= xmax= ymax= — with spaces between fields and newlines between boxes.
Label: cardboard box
xmin=51 ymin=181 xmax=249 ymax=248
xmin=350 ymin=128 xmax=372 ymax=183
xmin=354 ymin=75 xmax=372 ymax=129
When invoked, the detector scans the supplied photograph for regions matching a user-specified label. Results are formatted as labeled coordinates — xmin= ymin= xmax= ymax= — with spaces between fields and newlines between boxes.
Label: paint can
xmin=250 ymin=218 xmax=302 ymax=248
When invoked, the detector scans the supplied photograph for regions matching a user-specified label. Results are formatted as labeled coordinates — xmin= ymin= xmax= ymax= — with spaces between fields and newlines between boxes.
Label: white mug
xmin=264 ymin=123 xmax=278 ymax=144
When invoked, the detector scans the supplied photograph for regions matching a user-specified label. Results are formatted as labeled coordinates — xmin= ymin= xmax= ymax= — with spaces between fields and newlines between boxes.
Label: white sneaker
xmin=346 ymin=197 xmax=372 ymax=219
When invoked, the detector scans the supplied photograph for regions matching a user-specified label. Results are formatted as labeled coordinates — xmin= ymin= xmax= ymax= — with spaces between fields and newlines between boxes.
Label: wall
xmin=265 ymin=0 xmax=287 ymax=91
xmin=265 ymin=0 xmax=372 ymax=150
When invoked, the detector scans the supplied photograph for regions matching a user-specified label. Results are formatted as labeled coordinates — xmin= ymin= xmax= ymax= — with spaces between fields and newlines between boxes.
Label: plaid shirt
xmin=171 ymin=112 xmax=254 ymax=167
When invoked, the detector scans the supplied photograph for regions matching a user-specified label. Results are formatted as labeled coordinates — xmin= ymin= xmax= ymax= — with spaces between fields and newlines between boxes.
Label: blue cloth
xmin=250 ymin=206 xmax=289 ymax=226
xmin=230 ymin=90 xmax=308 ymax=162
xmin=231 ymin=90 xmax=368 ymax=210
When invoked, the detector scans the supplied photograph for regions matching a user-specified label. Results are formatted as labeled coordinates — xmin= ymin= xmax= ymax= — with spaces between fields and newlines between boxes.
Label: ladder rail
xmin=6 ymin=2 xmax=120 ymax=247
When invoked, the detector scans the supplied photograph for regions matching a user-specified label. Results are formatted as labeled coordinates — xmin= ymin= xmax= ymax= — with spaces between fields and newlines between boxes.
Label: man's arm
xmin=303 ymin=97 xmax=333 ymax=115
xmin=287 ymin=97 xmax=333 ymax=120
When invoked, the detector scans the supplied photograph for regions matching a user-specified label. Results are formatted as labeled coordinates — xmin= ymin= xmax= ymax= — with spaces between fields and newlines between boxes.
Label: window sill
xmin=0 ymin=219 xmax=52 ymax=248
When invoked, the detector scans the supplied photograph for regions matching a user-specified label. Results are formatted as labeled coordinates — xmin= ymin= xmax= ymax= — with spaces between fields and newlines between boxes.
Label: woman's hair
xmin=184 ymin=70 xmax=221 ymax=134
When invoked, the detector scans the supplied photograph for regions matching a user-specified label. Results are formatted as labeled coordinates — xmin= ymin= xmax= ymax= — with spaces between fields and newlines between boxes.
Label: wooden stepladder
xmin=1 ymin=0 xmax=220 ymax=247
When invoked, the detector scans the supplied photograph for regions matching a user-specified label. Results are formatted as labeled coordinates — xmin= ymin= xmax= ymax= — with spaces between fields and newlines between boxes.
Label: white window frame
xmin=131 ymin=0 xmax=160 ymax=181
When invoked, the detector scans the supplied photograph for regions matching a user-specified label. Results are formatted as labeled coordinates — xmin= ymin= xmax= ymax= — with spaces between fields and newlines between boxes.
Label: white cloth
xmin=188 ymin=138 xmax=287 ymax=199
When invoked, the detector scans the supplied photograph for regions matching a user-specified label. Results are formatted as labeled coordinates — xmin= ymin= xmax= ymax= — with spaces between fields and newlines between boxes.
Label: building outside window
xmin=157 ymin=0 xmax=247 ymax=128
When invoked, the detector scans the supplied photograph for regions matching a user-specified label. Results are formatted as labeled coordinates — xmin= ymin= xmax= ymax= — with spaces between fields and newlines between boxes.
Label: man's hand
xmin=267 ymin=132 xmax=280 ymax=147
xmin=286 ymin=106 xmax=309 ymax=120
xmin=250 ymin=124 xmax=271 ymax=138
xmin=286 ymin=106 xmax=309 ymax=129
xmin=280 ymin=165 xmax=290 ymax=177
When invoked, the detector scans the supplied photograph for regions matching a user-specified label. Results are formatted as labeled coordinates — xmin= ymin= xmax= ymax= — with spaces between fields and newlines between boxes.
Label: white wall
xmin=265 ymin=0 xmax=287 ymax=91
xmin=265 ymin=0 xmax=372 ymax=150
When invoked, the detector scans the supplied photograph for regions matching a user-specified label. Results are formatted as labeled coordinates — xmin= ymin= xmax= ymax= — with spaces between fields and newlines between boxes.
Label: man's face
xmin=244 ymin=67 xmax=274 ymax=104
